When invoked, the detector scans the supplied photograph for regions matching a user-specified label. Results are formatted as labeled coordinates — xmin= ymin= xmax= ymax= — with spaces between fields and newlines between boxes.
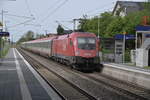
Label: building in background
xmin=112 ymin=1 xmax=145 ymax=16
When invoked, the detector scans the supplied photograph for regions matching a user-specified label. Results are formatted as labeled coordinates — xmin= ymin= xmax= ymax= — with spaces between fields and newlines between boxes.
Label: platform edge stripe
xmin=15 ymin=49 xmax=62 ymax=100
xmin=103 ymin=63 xmax=150 ymax=75
xmin=13 ymin=48 xmax=32 ymax=100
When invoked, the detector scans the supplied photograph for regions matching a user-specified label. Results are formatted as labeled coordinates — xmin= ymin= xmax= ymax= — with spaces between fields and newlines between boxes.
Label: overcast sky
xmin=0 ymin=0 xmax=146 ymax=42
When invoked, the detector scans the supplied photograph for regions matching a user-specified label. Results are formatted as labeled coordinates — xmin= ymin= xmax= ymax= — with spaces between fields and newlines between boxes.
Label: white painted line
xmin=16 ymin=49 xmax=61 ymax=100
xmin=0 ymin=68 xmax=16 ymax=71
xmin=104 ymin=63 xmax=150 ymax=75
xmin=13 ymin=48 xmax=32 ymax=100
xmin=0 ymin=61 xmax=14 ymax=63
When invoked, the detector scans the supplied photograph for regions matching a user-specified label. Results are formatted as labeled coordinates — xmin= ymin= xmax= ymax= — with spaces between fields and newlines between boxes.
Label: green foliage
xmin=79 ymin=12 xmax=114 ymax=37
xmin=144 ymin=66 xmax=150 ymax=69
xmin=17 ymin=30 xmax=35 ymax=44
xmin=125 ymin=49 xmax=131 ymax=62
xmin=78 ymin=10 xmax=150 ymax=37
xmin=57 ymin=25 xmax=64 ymax=35
xmin=143 ymin=2 xmax=150 ymax=11
xmin=105 ymin=16 xmax=124 ymax=37
xmin=99 ymin=12 xmax=114 ymax=37
xmin=0 ymin=38 xmax=10 ymax=58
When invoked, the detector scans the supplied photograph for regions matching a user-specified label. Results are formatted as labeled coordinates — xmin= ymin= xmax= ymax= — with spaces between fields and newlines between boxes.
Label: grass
xmin=0 ymin=43 xmax=10 ymax=58
xmin=102 ymin=48 xmax=114 ymax=54
xmin=126 ymin=63 xmax=136 ymax=67
xmin=144 ymin=66 xmax=150 ymax=69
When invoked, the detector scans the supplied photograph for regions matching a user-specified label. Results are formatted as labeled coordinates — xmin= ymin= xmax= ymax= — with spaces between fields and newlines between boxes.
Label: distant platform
xmin=0 ymin=48 xmax=61 ymax=100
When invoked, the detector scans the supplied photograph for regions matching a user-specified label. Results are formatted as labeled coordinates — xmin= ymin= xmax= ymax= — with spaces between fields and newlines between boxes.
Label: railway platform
xmin=104 ymin=63 xmax=150 ymax=73
xmin=0 ymin=48 xmax=61 ymax=100
xmin=103 ymin=63 xmax=150 ymax=90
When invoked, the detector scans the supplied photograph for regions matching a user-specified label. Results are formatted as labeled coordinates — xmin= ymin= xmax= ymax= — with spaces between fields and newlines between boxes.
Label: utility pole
xmin=97 ymin=16 xmax=100 ymax=38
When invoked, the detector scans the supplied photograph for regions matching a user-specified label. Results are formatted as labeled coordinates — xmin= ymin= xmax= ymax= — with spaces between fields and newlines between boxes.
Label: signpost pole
xmin=123 ymin=32 xmax=126 ymax=63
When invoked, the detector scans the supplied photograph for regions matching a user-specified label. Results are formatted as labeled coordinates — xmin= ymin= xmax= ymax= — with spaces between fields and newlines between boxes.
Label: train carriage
xmin=22 ymin=36 xmax=56 ymax=57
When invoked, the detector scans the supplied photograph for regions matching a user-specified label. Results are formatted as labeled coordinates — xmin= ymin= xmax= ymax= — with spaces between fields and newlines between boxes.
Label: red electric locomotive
xmin=52 ymin=32 xmax=100 ymax=70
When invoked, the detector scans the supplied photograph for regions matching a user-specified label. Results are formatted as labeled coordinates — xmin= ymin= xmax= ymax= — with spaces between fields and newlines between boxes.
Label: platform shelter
xmin=135 ymin=25 xmax=150 ymax=67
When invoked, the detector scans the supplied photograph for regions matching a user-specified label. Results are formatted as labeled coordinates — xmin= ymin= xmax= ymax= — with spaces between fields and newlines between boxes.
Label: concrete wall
xmin=103 ymin=64 xmax=150 ymax=89
xmin=130 ymin=50 xmax=136 ymax=63
xmin=136 ymin=49 xmax=148 ymax=67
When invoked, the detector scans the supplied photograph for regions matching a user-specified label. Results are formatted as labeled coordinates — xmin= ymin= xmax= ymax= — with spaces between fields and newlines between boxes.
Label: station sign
xmin=0 ymin=32 xmax=10 ymax=37
xmin=136 ymin=25 xmax=150 ymax=31
xmin=115 ymin=34 xmax=135 ymax=40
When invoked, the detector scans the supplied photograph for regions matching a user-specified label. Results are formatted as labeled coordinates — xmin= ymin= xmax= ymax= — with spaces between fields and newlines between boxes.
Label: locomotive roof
xmin=23 ymin=32 xmax=96 ymax=44
xmin=56 ymin=32 xmax=96 ymax=39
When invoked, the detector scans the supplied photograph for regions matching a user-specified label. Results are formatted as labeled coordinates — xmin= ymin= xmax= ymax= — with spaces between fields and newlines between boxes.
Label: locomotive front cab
xmin=73 ymin=34 xmax=100 ymax=70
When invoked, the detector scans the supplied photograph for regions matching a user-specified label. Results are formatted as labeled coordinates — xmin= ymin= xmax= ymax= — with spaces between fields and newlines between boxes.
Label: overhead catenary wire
xmin=7 ymin=18 xmax=35 ymax=28
xmin=0 ymin=13 xmax=34 ymax=19
xmin=24 ymin=0 xmax=33 ymax=16
xmin=40 ymin=0 xmax=61 ymax=16
xmin=41 ymin=0 xmax=69 ymax=23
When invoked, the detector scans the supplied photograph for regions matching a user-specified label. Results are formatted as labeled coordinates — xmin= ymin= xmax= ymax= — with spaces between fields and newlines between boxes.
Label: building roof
xmin=112 ymin=1 xmax=145 ymax=16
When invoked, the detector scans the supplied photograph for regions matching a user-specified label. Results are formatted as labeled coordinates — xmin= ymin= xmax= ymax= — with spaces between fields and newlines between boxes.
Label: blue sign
xmin=0 ymin=32 xmax=9 ymax=36
xmin=115 ymin=34 xmax=135 ymax=40
xmin=135 ymin=25 xmax=150 ymax=31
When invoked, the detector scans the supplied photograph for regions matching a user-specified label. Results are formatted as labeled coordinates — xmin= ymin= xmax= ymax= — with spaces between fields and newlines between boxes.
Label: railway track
xmin=53 ymin=64 xmax=150 ymax=100
xmin=18 ymin=48 xmax=96 ymax=100
xmin=85 ymin=73 xmax=150 ymax=100
xmin=18 ymin=48 xmax=150 ymax=100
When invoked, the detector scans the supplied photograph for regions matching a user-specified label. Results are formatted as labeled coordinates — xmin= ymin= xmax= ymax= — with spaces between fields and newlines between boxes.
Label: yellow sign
xmin=123 ymin=31 xmax=127 ymax=35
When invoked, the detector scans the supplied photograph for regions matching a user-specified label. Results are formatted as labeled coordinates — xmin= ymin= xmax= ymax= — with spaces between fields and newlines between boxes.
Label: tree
xmin=105 ymin=16 xmax=124 ymax=37
xmin=17 ymin=30 xmax=35 ymax=44
xmin=25 ymin=30 xmax=34 ymax=41
xmin=78 ymin=12 xmax=114 ymax=37
xmin=99 ymin=12 xmax=114 ymax=37
xmin=77 ymin=10 xmax=150 ymax=37
xmin=57 ymin=25 xmax=64 ymax=35
xmin=143 ymin=2 xmax=150 ymax=11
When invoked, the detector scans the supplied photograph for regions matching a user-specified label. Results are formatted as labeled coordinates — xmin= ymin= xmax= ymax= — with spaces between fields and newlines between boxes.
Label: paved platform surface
xmin=104 ymin=63 xmax=150 ymax=74
xmin=0 ymin=48 xmax=61 ymax=100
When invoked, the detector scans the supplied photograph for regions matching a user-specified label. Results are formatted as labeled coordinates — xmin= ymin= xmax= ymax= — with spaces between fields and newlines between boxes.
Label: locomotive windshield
xmin=77 ymin=37 xmax=96 ymax=50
